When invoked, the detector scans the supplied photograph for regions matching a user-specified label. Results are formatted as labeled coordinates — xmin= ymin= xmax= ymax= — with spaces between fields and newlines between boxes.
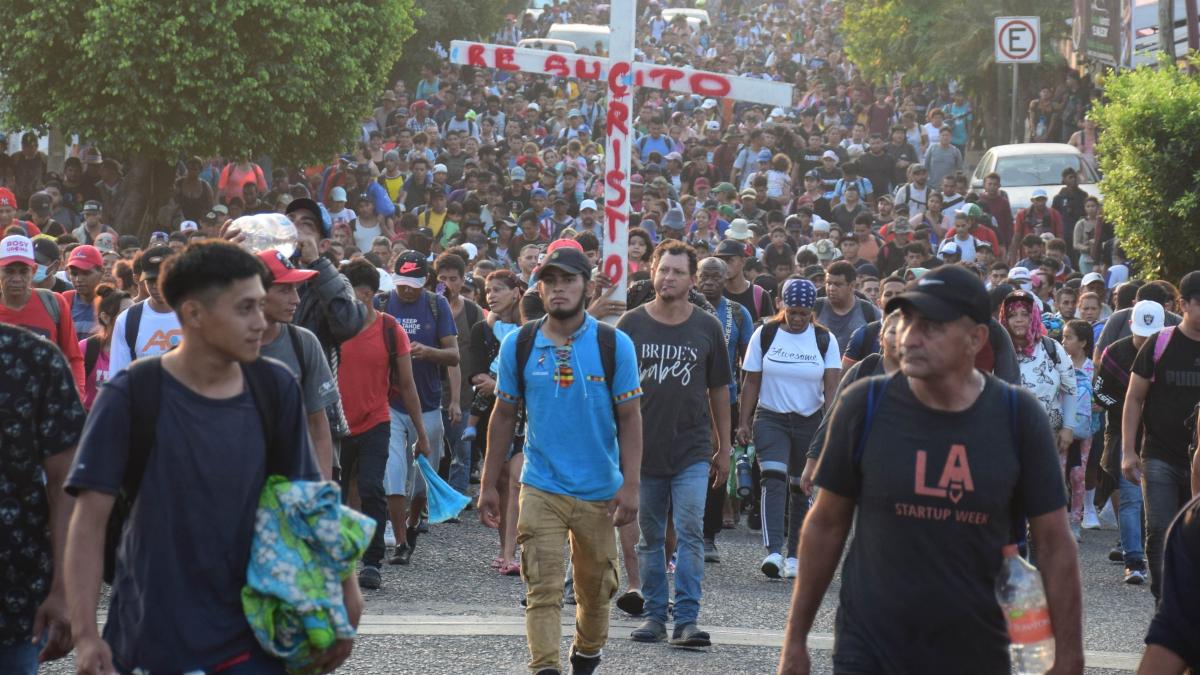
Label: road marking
xmin=357 ymin=614 xmax=1141 ymax=671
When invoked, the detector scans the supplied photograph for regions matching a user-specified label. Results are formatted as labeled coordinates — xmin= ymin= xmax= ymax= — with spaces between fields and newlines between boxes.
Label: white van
xmin=545 ymin=23 xmax=611 ymax=55
xmin=517 ymin=37 xmax=577 ymax=54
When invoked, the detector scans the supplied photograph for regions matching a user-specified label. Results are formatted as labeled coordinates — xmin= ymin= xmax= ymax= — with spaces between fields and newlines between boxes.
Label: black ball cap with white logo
xmin=535 ymin=247 xmax=592 ymax=281
xmin=885 ymin=264 xmax=991 ymax=325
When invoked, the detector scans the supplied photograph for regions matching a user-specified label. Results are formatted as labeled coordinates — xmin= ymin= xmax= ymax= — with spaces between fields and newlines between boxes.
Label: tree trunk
xmin=113 ymin=154 xmax=175 ymax=239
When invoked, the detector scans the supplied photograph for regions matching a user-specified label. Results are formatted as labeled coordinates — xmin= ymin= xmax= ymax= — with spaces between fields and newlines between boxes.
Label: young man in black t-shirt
xmin=1140 ymin=493 xmax=1200 ymax=672
xmin=1122 ymin=270 xmax=1200 ymax=599
xmin=63 ymin=242 xmax=358 ymax=674
xmin=778 ymin=265 xmax=1082 ymax=675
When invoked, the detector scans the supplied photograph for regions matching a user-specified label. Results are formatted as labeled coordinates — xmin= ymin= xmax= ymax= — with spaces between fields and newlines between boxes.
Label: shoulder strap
xmin=284 ymin=324 xmax=309 ymax=388
xmin=759 ymin=320 xmax=782 ymax=356
xmin=859 ymin=299 xmax=875 ymax=324
xmin=466 ymin=300 xmax=483 ymax=329
xmin=595 ymin=321 xmax=617 ymax=391
xmin=380 ymin=312 xmax=401 ymax=394
xmin=35 ymin=289 xmax=61 ymax=326
xmin=424 ymin=290 xmax=440 ymax=326
xmin=84 ymin=336 xmax=102 ymax=378
xmin=1041 ymin=336 xmax=1060 ymax=367
xmin=1150 ymin=326 xmax=1175 ymax=383
xmin=1007 ymin=382 xmax=1021 ymax=450
xmin=854 ymin=375 xmax=892 ymax=465
xmin=63 ymin=289 xmax=77 ymax=307
xmin=514 ymin=317 xmax=546 ymax=397
xmin=242 ymin=359 xmax=286 ymax=476
xmin=752 ymin=284 xmax=765 ymax=316
xmin=125 ymin=357 xmax=164 ymax=504
xmin=125 ymin=302 xmax=145 ymax=360
xmin=814 ymin=325 xmax=831 ymax=360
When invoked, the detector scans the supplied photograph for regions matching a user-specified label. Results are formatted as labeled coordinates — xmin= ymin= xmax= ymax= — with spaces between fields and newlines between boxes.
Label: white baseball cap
xmin=770 ymin=107 xmax=785 ymax=117
xmin=579 ymin=199 xmax=598 ymax=212
xmin=433 ymin=163 xmax=448 ymax=174
xmin=705 ymin=120 xmax=721 ymax=131
xmin=180 ymin=220 xmax=198 ymax=232
xmin=938 ymin=240 xmax=961 ymax=257
xmin=330 ymin=186 xmax=348 ymax=202
xmin=0 ymin=235 xmax=36 ymax=267
xmin=1130 ymin=300 xmax=1165 ymax=337
xmin=1081 ymin=272 xmax=1105 ymax=287
xmin=1007 ymin=266 xmax=1032 ymax=282
xmin=701 ymin=98 xmax=718 ymax=109
xmin=821 ymin=150 xmax=839 ymax=162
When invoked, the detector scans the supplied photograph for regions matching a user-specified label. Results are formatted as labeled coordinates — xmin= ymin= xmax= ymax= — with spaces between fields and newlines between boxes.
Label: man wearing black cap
xmin=715 ymin=239 xmax=772 ymax=323
xmin=109 ymin=246 xmax=181 ymax=376
xmin=71 ymin=200 xmax=117 ymax=245
xmin=480 ymin=245 xmax=643 ymax=675
xmin=778 ymin=265 xmax=1083 ymax=675
xmin=26 ymin=191 xmax=66 ymax=237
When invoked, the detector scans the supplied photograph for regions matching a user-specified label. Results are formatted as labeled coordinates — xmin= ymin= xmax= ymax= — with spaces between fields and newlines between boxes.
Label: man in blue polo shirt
xmin=479 ymin=246 xmax=643 ymax=675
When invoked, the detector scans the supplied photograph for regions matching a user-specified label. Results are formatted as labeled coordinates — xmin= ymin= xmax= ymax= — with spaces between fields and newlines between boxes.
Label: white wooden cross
xmin=449 ymin=0 xmax=792 ymax=304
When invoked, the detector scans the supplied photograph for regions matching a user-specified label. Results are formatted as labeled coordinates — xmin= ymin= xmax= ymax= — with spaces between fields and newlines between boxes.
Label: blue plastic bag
xmin=416 ymin=455 xmax=471 ymax=523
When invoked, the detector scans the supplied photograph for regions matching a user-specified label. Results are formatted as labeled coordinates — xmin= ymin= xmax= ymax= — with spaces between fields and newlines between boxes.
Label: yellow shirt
xmin=380 ymin=173 xmax=405 ymax=204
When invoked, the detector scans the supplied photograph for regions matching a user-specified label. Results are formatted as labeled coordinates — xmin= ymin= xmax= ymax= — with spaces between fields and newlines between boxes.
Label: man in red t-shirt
xmin=0 ymin=235 xmax=84 ymax=391
xmin=337 ymin=258 xmax=427 ymax=590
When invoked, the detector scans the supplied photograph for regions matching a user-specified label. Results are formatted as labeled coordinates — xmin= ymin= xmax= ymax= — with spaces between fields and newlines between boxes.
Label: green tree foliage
xmin=396 ymin=0 xmax=527 ymax=81
xmin=843 ymin=0 xmax=1070 ymax=90
xmin=1093 ymin=58 xmax=1200 ymax=281
xmin=0 ymin=0 xmax=416 ymax=231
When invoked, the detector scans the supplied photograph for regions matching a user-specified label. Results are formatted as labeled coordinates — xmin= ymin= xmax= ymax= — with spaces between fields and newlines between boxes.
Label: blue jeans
xmin=637 ymin=461 xmax=709 ymax=626
xmin=445 ymin=411 xmax=473 ymax=494
xmin=1142 ymin=457 xmax=1191 ymax=599
xmin=1118 ymin=475 xmax=1145 ymax=564
xmin=0 ymin=641 xmax=39 ymax=675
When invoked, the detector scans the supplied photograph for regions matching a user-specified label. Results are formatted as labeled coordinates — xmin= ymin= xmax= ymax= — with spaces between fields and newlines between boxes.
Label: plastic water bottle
xmin=735 ymin=454 xmax=753 ymax=499
xmin=235 ymin=213 xmax=298 ymax=258
xmin=995 ymin=544 xmax=1055 ymax=674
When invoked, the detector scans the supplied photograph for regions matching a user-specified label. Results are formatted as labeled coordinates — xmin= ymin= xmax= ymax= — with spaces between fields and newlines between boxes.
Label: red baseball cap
xmin=257 ymin=250 xmax=317 ymax=285
xmin=0 ymin=188 xmax=16 ymax=209
xmin=67 ymin=244 xmax=104 ymax=271
xmin=546 ymin=238 xmax=584 ymax=254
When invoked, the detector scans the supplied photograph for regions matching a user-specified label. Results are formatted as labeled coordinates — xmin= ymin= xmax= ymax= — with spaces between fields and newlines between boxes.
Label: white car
xmin=970 ymin=143 xmax=1102 ymax=212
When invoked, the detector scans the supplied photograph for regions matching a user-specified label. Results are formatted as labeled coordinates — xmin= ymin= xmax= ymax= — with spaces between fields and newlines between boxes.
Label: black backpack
xmin=814 ymin=297 xmax=877 ymax=326
xmin=513 ymin=317 xmax=617 ymax=397
xmin=124 ymin=302 xmax=145 ymax=360
xmin=759 ymin=320 xmax=833 ymax=361
xmin=83 ymin=335 xmax=103 ymax=380
xmin=102 ymin=356 xmax=287 ymax=584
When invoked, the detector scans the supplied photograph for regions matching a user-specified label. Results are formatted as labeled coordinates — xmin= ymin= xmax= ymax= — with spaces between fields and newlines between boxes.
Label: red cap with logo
xmin=67 ymin=245 xmax=104 ymax=271
xmin=257 ymin=250 xmax=317 ymax=285
xmin=0 ymin=188 xmax=16 ymax=209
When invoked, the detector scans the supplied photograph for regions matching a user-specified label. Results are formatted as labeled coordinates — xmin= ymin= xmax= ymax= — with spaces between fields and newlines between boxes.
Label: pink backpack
xmin=1150 ymin=327 xmax=1175 ymax=382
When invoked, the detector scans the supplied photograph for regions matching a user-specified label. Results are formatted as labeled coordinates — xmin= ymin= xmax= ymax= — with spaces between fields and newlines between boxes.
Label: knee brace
xmin=759 ymin=459 xmax=789 ymax=482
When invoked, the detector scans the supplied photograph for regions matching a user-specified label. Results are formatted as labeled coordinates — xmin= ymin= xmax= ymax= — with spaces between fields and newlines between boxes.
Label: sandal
xmin=491 ymin=556 xmax=505 ymax=569
xmin=500 ymin=561 xmax=521 ymax=576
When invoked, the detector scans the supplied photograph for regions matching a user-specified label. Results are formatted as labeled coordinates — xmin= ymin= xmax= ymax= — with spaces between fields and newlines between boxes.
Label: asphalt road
xmin=40 ymin=506 xmax=1153 ymax=674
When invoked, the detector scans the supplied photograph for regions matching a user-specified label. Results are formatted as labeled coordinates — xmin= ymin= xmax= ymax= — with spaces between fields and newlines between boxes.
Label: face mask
xmin=33 ymin=264 xmax=49 ymax=283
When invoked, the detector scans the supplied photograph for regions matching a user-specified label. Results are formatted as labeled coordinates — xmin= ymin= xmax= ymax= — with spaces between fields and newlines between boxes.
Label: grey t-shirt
xmin=816 ymin=298 xmax=880 ymax=356
xmin=617 ymin=305 xmax=731 ymax=478
xmin=261 ymin=323 xmax=340 ymax=413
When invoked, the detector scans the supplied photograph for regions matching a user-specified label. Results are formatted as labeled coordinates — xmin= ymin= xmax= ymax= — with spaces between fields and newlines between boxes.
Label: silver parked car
xmin=970 ymin=143 xmax=1102 ymax=212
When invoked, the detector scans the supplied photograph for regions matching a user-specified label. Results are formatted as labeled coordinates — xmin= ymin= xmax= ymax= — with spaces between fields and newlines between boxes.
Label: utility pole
xmin=1160 ymin=0 xmax=1177 ymax=59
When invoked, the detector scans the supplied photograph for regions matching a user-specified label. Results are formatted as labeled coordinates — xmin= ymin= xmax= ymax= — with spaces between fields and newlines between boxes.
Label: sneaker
xmin=1108 ymin=544 xmax=1124 ymax=563
xmin=761 ymin=552 xmax=784 ymax=579
xmin=1098 ymin=500 xmax=1118 ymax=528
xmin=1070 ymin=523 xmax=1082 ymax=543
xmin=388 ymin=543 xmax=412 ymax=565
xmin=630 ymin=619 xmax=667 ymax=643
xmin=1125 ymin=560 xmax=1147 ymax=585
xmin=1081 ymin=508 xmax=1101 ymax=530
xmin=358 ymin=565 xmax=382 ymax=590
xmin=616 ymin=589 xmax=645 ymax=616
xmin=747 ymin=514 xmax=762 ymax=531
xmin=568 ymin=647 xmax=601 ymax=675
xmin=703 ymin=539 xmax=721 ymax=563
xmin=782 ymin=557 xmax=799 ymax=579
xmin=383 ymin=521 xmax=397 ymax=547
xmin=670 ymin=622 xmax=712 ymax=648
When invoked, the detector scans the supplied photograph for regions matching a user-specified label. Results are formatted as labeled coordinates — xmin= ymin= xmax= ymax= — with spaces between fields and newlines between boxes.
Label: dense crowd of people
xmin=2 ymin=0 xmax=1199 ymax=674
